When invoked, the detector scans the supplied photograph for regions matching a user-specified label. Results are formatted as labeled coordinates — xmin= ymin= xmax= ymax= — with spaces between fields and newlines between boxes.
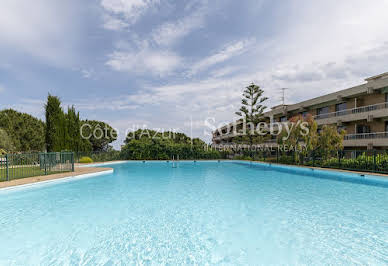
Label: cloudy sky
xmin=1 ymin=0 xmax=388 ymax=148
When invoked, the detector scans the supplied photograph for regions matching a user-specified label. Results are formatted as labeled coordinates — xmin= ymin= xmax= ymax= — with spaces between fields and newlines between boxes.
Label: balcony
xmin=343 ymin=132 xmax=388 ymax=147
xmin=314 ymin=102 xmax=388 ymax=125
xmin=212 ymin=131 xmax=243 ymax=142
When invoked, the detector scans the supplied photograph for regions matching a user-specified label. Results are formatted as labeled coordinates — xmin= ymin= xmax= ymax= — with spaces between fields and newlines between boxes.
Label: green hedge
xmin=322 ymin=153 xmax=388 ymax=172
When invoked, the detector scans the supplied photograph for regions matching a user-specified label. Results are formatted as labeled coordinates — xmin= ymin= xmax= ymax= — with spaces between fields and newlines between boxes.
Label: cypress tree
xmin=66 ymin=106 xmax=83 ymax=152
xmin=45 ymin=95 xmax=64 ymax=152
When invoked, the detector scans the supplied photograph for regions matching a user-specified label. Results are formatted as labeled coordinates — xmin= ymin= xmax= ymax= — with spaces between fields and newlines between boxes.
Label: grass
xmin=0 ymin=166 xmax=64 ymax=182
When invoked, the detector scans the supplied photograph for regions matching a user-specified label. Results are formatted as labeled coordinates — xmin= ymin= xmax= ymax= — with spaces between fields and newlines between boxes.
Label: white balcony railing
xmin=344 ymin=132 xmax=388 ymax=140
xmin=314 ymin=102 xmax=388 ymax=120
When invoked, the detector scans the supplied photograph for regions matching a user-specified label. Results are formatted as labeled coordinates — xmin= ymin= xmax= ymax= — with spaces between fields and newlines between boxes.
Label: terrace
xmin=313 ymin=102 xmax=388 ymax=125
xmin=343 ymin=131 xmax=388 ymax=147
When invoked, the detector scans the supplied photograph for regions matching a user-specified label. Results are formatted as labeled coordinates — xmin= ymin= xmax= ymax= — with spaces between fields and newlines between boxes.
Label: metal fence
xmin=238 ymin=149 xmax=388 ymax=174
xmin=0 ymin=152 xmax=74 ymax=182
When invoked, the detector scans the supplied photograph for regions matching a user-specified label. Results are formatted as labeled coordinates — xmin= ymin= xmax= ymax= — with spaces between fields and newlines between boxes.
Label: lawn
xmin=0 ymin=166 xmax=47 ymax=182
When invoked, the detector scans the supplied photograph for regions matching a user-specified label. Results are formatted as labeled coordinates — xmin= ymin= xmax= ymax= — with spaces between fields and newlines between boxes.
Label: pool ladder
xmin=172 ymin=155 xmax=179 ymax=168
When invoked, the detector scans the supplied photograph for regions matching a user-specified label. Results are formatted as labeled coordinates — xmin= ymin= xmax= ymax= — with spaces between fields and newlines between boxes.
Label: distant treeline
xmin=0 ymin=95 xmax=116 ymax=153
xmin=120 ymin=129 xmax=221 ymax=160
xmin=1 ymin=96 xmax=218 ymax=159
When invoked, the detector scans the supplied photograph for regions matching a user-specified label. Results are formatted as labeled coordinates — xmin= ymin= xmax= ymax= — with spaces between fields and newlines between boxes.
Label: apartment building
xmin=213 ymin=72 xmax=388 ymax=150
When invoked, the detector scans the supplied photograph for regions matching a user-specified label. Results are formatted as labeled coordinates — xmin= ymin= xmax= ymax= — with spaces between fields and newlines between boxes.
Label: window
xmin=385 ymin=121 xmax=388 ymax=132
xmin=386 ymin=93 xmax=388 ymax=103
xmin=356 ymin=125 xmax=371 ymax=134
xmin=280 ymin=116 xmax=287 ymax=122
xmin=335 ymin=102 xmax=347 ymax=116
xmin=317 ymin=106 xmax=329 ymax=119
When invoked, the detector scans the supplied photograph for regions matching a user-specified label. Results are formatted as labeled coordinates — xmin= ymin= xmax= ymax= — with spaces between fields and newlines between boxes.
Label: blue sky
xmin=1 ymin=0 xmax=388 ymax=148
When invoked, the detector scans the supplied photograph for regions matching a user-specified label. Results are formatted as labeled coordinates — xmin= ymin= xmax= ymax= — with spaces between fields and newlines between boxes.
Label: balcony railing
xmin=314 ymin=102 xmax=388 ymax=120
xmin=344 ymin=132 xmax=388 ymax=140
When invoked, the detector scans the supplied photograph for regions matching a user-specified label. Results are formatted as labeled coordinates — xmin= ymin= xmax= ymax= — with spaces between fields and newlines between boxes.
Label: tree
xmin=65 ymin=106 xmax=92 ymax=152
xmin=0 ymin=109 xmax=45 ymax=151
xmin=121 ymin=129 xmax=220 ymax=160
xmin=235 ymin=83 xmax=268 ymax=156
xmin=81 ymin=120 xmax=117 ymax=152
xmin=302 ymin=115 xmax=319 ymax=155
xmin=1 ymin=95 xmax=114 ymax=153
xmin=318 ymin=125 xmax=345 ymax=159
xmin=45 ymin=95 xmax=65 ymax=152
xmin=0 ymin=128 xmax=15 ymax=152
xmin=277 ymin=114 xmax=319 ymax=162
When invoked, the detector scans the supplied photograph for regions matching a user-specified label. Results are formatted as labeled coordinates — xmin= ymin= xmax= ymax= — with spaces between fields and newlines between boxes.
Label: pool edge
xmin=0 ymin=169 xmax=113 ymax=192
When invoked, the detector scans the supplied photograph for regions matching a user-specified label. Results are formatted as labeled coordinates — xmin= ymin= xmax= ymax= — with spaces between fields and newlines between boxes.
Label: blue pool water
xmin=0 ymin=161 xmax=387 ymax=265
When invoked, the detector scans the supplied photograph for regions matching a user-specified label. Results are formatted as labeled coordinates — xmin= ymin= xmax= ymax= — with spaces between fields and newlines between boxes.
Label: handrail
xmin=344 ymin=131 xmax=388 ymax=140
xmin=314 ymin=102 xmax=388 ymax=120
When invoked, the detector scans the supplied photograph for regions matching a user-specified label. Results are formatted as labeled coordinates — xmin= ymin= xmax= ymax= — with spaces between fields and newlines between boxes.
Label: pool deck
xmin=0 ymin=166 xmax=112 ymax=189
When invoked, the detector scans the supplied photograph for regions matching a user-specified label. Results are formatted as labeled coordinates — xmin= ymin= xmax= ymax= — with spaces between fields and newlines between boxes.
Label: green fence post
xmin=276 ymin=148 xmax=279 ymax=163
xmin=71 ymin=152 xmax=75 ymax=172
xmin=312 ymin=151 xmax=315 ymax=167
xmin=44 ymin=153 xmax=47 ymax=175
xmin=373 ymin=150 xmax=377 ymax=173
xmin=6 ymin=154 xmax=9 ymax=181
xmin=292 ymin=150 xmax=298 ymax=165
xmin=338 ymin=151 xmax=341 ymax=169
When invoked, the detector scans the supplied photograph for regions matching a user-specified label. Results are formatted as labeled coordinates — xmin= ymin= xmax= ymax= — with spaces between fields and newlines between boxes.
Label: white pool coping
xmin=78 ymin=161 xmax=128 ymax=167
xmin=234 ymin=160 xmax=388 ymax=184
xmin=0 ymin=169 xmax=113 ymax=193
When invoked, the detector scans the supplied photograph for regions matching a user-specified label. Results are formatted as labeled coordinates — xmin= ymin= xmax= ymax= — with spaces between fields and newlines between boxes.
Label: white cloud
xmin=189 ymin=39 xmax=254 ymax=76
xmin=109 ymin=38 xmax=388 ymax=143
xmin=270 ymin=0 xmax=388 ymax=65
xmin=210 ymin=66 xmax=241 ymax=78
xmin=6 ymin=99 xmax=45 ymax=119
xmin=73 ymin=99 xmax=139 ymax=111
xmin=5 ymin=0 xmax=388 ymax=147
xmin=101 ymin=0 xmax=159 ymax=28
xmin=0 ymin=0 xmax=81 ymax=66
xmin=151 ymin=7 xmax=206 ymax=46
xmin=81 ymin=69 xmax=95 ymax=79
xmin=102 ymin=14 xmax=129 ymax=30
xmin=106 ymin=49 xmax=182 ymax=76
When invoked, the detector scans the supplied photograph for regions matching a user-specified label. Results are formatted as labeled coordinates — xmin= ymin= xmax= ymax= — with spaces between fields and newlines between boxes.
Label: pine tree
xmin=0 ymin=128 xmax=15 ymax=152
xmin=235 ymin=83 xmax=268 ymax=156
xmin=0 ymin=109 xmax=45 ymax=151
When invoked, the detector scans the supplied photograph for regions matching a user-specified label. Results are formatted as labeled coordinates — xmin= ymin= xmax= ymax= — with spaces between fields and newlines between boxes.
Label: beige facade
xmin=213 ymin=72 xmax=388 ymax=150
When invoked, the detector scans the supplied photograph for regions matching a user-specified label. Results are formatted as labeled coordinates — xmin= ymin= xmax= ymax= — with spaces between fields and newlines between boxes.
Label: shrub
xmin=318 ymin=152 xmax=388 ymax=172
xmin=79 ymin=156 xmax=93 ymax=164
xmin=234 ymin=155 xmax=252 ymax=161
xmin=278 ymin=155 xmax=295 ymax=165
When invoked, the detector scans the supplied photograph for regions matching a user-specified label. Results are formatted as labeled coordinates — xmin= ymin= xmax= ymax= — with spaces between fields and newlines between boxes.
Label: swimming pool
xmin=0 ymin=161 xmax=387 ymax=265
